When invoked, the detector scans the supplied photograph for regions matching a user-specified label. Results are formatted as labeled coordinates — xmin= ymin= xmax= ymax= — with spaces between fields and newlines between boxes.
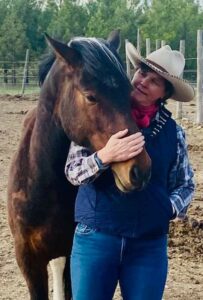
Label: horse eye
xmin=86 ymin=95 xmax=97 ymax=102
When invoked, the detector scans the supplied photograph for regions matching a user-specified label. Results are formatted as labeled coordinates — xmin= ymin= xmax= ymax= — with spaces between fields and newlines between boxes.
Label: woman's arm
xmin=65 ymin=130 xmax=145 ymax=186
xmin=168 ymin=125 xmax=195 ymax=218
xmin=65 ymin=142 xmax=108 ymax=186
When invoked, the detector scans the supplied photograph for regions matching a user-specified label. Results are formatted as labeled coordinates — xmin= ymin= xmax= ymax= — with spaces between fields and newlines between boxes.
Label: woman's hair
xmin=138 ymin=62 xmax=174 ymax=103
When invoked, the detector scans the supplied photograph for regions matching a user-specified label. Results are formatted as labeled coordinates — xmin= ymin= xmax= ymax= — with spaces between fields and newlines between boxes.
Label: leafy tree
xmin=0 ymin=0 xmax=9 ymax=27
xmin=86 ymin=0 xmax=144 ymax=59
xmin=47 ymin=0 xmax=89 ymax=40
xmin=140 ymin=0 xmax=203 ymax=69
xmin=0 ymin=10 xmax=29 ymax=60
xmin=12 ymin=0 xmax=48 ymax=56
xmin=0 ymin=0 xmax=53 ymax=58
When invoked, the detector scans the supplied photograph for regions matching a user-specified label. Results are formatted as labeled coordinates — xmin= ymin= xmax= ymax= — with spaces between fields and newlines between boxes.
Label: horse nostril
xmin=131 ymin=167 xmax=139 ymax=184
xmin=131 ymin=166 xmax=151 ymax=190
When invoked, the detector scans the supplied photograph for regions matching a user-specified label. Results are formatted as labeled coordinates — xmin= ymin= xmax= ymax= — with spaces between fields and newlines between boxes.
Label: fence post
xmin=125 ymin=39 xmax=131 ymax=78
xmin=156 ymin=39 xmax=161 ymax=50
xmin=3 ymin=67 xmax=8 ymax=85
xmin=196 ymin=30 xmax=203 ymax=123
xmin=12 ymin=61 xmax=16 ymax=85
xmin=146 ymin=38 xmax=151 ymax=56
xmin=176 ymin=40 xmax=185 ymax=119
xmin=21 ymin=49 xmax=29 ymax=95
xmin=161 ymin=40 xmax=166 ymax=47
xmin=137 ymin=27 xmax=141 ymax=54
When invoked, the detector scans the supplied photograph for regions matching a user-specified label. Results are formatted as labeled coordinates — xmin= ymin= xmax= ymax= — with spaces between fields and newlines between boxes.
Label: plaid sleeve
xmin=168 ymin=124 xmax=195 ymax=218
xmin=64 ymin=142 xmax=108 ymax=185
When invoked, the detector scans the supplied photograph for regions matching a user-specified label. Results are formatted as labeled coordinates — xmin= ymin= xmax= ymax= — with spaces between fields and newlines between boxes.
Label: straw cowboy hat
xmin=126 ymin=41 xmax=195 ymax=102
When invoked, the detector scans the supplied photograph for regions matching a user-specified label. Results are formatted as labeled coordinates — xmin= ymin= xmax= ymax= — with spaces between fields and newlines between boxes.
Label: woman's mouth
xmin=135 ymin=86 xmax=147 ymax=96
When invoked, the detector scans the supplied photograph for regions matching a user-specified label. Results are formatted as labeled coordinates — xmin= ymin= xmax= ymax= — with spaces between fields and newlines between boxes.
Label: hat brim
xmin=126 ymin=41 xmax=195 ymax=102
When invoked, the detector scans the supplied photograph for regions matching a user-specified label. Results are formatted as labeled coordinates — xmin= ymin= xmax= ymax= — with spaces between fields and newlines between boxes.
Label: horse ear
xmin=44 ymin=33 xmax=82 ymax=68
xmin=107 ymin=29 xmax=121 ymax=52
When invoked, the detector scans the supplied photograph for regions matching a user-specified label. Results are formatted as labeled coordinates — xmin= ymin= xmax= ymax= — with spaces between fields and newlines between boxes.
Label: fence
xmin=0 ymin=52 xmax=39 ymax=94
xmin=1 ymin=31 xmax=203 ymax=123
xmin=0 ymin=59 xmax=197 ymax=90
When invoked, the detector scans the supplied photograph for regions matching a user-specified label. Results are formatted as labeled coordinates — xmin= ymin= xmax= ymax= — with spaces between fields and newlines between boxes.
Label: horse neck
xmin=29 ymin=69 xmax=70 ymax=178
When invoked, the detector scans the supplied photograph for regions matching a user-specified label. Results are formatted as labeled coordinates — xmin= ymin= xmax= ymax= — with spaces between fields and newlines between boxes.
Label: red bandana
xmin=131 ymin=104 xmax=158 ymax=128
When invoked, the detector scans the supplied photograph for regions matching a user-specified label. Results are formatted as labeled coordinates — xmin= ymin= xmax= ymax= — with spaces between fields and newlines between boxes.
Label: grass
xmin=0 ymin=85 xmax=40 ymax=95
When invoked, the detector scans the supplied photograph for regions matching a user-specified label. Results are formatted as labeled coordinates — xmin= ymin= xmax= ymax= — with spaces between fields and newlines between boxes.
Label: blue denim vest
xmin=75 ymin=115 xmax=177 ymax=238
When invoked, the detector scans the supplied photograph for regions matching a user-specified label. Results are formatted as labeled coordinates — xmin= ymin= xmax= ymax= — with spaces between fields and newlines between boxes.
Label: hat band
xmin=146 ymin=59 xmax=168 ymax=73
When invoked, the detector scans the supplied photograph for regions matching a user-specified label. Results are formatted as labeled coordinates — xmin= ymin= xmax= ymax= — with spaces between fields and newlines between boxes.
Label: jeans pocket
xmin=75 ymin=223 xmax=97 ymax=235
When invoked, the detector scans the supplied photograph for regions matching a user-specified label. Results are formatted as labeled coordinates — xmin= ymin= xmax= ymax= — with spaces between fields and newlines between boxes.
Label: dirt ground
xmin=0 ymin=94 xmax=202 ymax=300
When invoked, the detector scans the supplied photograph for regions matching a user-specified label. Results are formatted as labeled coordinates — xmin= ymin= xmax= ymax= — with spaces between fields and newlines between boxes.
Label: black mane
xmin=39 ymin=37 xmax=130 ymax=91
xmin=69 ymin=37 xmax=130 ymax=90
xmin=39 ymin=52 xmax=56 ymax=86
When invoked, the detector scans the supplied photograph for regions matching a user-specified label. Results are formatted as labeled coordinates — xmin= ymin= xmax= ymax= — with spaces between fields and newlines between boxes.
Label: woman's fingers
xmin=128 ymin=136 xmax=145 ymax=147
xmin=112 ymin=129 xmax=128 ymax=139
xmin=111 ymin=130 xmax=143 ymax=142
xmin=129 ymin=140 xmax=145 ymax=152
xmin=120 ymin=131 xmax=143 ymax=143
xmin=127 ymin=147 xmax=143 ymax=159
xmin=98 ymin=130 xmax=145 ymax=164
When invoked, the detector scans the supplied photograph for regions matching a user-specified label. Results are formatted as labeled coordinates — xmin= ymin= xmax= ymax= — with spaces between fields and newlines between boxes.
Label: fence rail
xmin=0 ymin=61 xmax=39 ymax=86
xmin=0 ymin=64 xmax=198 ymax=85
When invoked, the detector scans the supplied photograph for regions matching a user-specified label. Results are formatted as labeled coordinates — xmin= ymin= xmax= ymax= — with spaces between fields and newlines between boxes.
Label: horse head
xmin=42 ymin=31 xmax=151 ymax=191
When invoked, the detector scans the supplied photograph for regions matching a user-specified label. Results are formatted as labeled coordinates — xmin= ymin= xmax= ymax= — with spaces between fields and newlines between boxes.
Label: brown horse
xmin=7 ymin=31 xmax=151 ymax=300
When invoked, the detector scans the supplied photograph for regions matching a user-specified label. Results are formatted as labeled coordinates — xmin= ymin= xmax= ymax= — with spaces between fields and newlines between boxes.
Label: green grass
xmin=0 ymin=85 xmax=40 ymax=95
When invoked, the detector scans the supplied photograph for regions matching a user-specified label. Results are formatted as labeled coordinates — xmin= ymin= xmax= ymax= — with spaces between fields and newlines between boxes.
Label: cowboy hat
xmin=126 ymin=41 xmax=195 ymax=102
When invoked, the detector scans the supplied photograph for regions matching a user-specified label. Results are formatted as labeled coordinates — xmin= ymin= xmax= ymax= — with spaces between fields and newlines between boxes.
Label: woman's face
xmin=131 ymin=68 xmax=166 ymax=106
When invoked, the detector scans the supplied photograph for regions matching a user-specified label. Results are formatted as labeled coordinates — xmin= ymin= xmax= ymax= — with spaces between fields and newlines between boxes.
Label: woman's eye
xmin=139 ymin=70 xmax=146 ymax=77
xmin=152 ymin=79 xmax=161 ymax=86
xmin=86 ymin=95 xmax=97 ymax=102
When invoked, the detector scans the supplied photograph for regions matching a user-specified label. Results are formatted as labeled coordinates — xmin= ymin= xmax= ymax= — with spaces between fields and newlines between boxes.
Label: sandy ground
xmin=0 ymin=94 xmax=202 ymax=299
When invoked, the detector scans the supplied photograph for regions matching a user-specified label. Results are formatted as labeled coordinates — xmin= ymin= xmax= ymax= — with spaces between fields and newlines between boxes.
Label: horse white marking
xmin=49 ymin=257 xmax=66 ymax=300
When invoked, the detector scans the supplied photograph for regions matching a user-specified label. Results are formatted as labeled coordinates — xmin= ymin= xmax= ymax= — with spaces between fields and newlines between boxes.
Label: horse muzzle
xmin=111 ymin=153 xmax=151 ymax=192
xmin=130 ymin=165 xmax=151 ymax=191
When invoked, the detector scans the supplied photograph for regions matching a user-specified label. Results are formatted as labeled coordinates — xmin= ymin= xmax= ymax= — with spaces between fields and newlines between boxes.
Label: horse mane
xmin=39 ymin=37 xmax=130 ymax=90
xmin=38 ymin=52 xmax=56 ymax=86
xmin=69 ymin=37 xmax=130 ymax=89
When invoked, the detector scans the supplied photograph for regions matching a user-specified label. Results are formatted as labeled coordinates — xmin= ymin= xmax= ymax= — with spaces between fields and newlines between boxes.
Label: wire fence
xmin=0 ymin=60 xmax=40 ymax=94
xmin=184 ymin=57 xmax=197 ymax=87
xmin=0 ymin=59 xmax=198 ymax=95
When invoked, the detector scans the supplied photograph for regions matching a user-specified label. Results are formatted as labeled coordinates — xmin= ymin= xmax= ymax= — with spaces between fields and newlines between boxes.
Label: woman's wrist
xmin=94 ymin=151 xmax=109 ymax=169
xmin=96 ymin=149 xmax=111 ymax=165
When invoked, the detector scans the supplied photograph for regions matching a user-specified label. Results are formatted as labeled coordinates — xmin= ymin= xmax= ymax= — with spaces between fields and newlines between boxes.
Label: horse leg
xmin=49 ymin=257 xmax=66 ymax=300
xmin=15 ymin=242 xmax=49 ymax=300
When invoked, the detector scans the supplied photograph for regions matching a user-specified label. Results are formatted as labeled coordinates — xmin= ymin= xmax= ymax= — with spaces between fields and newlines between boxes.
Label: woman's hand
xmin=97 ymin=129 xmax=145 ymax=165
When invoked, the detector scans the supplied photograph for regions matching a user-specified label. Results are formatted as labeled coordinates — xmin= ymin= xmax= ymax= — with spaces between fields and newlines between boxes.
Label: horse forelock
xmin=68 ymin=37 xmax=131 ymax=90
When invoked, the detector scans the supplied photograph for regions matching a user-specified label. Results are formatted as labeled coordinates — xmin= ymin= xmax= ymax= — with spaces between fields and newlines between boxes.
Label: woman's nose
xmin=140 ymin=77 xmax=149 ymax=86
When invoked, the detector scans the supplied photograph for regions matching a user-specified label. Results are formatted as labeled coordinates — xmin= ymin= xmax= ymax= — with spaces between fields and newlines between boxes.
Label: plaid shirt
xmin=65 ymin=124 xmax=194 ymax=219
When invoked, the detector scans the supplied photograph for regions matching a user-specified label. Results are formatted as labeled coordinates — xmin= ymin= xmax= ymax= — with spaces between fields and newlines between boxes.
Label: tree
xmin=0 ymin=0 xmax=9 ymax=27
xmin=13 ymin=0 xmax=48 ymax=56
xmin=86 ymin=0 xmax=144 ymax=59
xmin=140 ymin=0 xmax=203 ymax=69
xmin=47 ymin=0 xmax=89 ymax=40
xmin=0 ymin=10 xmax=29 ymax=60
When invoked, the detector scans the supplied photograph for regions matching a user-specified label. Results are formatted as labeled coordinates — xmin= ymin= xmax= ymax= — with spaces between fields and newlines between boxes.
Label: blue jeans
xmin=71 ymin=223 xmax=168 ymax=300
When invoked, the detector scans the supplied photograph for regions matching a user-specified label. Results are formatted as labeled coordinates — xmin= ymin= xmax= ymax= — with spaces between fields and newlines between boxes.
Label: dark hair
xmin=138 ymin=62 xmax=174 ymax=103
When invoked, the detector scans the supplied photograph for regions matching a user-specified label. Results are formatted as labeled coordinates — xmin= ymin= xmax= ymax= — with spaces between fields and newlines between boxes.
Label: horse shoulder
xmin=7 ymin=108 xmax=37 ymax=210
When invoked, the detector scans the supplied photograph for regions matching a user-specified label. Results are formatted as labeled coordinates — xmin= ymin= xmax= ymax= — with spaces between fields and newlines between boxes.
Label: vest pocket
xmin=137 ymin=188 xmax=173 ymax=237
xmin=155 ymin=189 xmax=174 ymax=220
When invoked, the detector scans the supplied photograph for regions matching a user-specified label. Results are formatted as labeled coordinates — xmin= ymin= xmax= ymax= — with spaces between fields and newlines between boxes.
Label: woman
xmin=65 ymin=43 xmax=195 ymax=300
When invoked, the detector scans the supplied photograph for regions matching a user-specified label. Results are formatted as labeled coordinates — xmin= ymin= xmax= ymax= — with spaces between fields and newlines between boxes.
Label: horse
xmin=7 ymin=30 xmax=151 ymax=300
